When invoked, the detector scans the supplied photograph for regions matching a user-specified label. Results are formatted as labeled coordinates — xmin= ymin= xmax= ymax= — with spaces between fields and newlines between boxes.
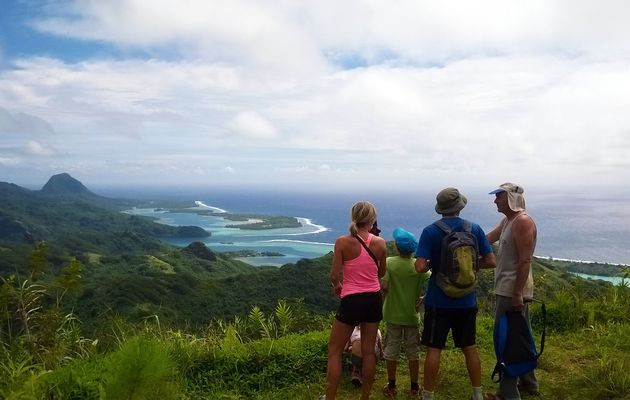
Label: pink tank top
xmin=341 ymin=233 xmax=381 ymax=297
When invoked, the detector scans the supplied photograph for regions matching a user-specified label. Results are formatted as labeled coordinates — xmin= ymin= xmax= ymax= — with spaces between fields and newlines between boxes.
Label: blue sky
xmin=1 ymin=0 xmax=630 ymax=190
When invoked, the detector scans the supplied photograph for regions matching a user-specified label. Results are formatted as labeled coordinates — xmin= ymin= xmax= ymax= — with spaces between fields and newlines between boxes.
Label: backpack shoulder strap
xmin=461 ymin=219 xmax=472 ymax=233
xmin=433 ymin=220 xmax=452 ymax=234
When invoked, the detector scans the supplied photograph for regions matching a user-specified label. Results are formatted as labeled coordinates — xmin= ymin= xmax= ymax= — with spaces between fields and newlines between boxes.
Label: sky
xmin=1 ymin=0 xmax=630 ymax=191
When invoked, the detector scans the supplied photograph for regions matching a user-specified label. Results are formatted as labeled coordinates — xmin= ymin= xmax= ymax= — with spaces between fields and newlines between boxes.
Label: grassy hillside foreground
xmin=1 ymin=280 xmax=629 ymax=400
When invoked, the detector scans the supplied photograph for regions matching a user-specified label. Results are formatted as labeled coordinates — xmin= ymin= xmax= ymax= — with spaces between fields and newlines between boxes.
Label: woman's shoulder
xmin=335 ymin=234 xmax=354 ymax=245
xmin=370 ymin=235 xmax=386 ymax=244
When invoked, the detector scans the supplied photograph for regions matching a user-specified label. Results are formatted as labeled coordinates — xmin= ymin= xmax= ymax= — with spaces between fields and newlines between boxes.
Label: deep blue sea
xmin=97 ymin=186 xmax=630 ymax=268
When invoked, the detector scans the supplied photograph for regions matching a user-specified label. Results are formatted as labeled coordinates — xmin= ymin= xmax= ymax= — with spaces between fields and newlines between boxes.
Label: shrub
xmin=186 ymin=330 xmax=328 ymax=397
xmin=103 ymin=336 xmax=180 ymax=400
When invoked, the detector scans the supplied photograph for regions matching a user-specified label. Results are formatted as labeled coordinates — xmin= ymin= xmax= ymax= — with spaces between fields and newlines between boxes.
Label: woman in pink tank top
xmin=322 ymin=201 xmax=387 ymax=400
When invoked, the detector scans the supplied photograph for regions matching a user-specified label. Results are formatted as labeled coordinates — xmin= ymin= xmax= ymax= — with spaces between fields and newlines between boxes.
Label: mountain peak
xmin=40 ymin=173 xmax=94 ymax=196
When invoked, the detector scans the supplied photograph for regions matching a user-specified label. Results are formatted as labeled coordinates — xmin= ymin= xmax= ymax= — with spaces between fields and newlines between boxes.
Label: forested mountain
xmin=0 ymin=174 xmax=336 ymax=330
xmin=1 ymin=174 xmax=169 ymax=246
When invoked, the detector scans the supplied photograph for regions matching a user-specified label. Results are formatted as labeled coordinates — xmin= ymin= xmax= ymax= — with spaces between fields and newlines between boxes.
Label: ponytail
xmin=349 ymin=221 xmax=358 ymax=235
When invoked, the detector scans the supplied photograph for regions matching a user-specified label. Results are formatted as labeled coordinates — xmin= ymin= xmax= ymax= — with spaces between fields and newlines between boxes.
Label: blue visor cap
xmin=392 ymin=227 xmax=418 ymax=254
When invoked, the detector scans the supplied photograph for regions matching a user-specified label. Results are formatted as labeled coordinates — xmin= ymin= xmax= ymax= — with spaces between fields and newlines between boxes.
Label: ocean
xmin=101 ymin=186 xmax=630 ymax=268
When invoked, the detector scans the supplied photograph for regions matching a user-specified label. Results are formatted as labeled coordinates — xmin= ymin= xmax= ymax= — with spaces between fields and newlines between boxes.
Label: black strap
xmin=531 ymin=299 xmax=546 ymax=358
xmin=353 ymin=234 xmax=379 ymax=265
xmin=491 ymin=363 xmax=503 ymax=383
xmin=434 ymin=219 xmax=472 ymax=233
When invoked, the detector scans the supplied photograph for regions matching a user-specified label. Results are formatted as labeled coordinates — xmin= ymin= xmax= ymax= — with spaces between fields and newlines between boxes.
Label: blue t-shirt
xmin=415 ymin=217 xmax=493 ymax=308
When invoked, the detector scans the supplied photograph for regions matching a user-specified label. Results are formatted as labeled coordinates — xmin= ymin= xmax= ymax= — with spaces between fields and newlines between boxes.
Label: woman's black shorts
xmin=335 ymin=291 xmax=382 ymax=326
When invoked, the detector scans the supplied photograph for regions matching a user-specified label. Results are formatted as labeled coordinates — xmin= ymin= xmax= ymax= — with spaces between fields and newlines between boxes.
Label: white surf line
xmin=253 ymin=217 xmax=329 ymax=236
xmin=194 ymin=200 xmax=227 ymax=213
xmin=259 ymin=239 xmax=334 ymax=246
xmin=296 ymin=217 xmax=329 ymax=233
xmin=535 ymin=255 xmax=629 ymax=266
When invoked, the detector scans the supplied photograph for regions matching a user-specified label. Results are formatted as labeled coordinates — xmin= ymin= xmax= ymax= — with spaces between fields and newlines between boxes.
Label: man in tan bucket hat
xmin=485 ymin=183 xmax=539 ymax=400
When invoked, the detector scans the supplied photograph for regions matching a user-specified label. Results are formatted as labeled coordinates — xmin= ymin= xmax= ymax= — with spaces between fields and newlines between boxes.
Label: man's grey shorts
xmin=383 ymin=323 xmax=421 ymax=361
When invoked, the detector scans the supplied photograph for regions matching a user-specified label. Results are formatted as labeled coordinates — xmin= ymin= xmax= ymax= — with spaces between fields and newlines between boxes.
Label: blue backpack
xmin=492 ymin=300 xmax=546 ymax=382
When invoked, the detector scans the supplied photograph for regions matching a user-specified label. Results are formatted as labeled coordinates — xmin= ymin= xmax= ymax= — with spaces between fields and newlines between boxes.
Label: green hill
xmin=40 ymin=172 xmax=97 ymax=197
xmin=0 ymin=174 xmax=336 ymax=330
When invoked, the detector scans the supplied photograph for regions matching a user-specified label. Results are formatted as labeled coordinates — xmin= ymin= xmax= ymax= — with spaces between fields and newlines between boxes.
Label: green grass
xmin=1 ymin=240 xmax=628 ymax=399
xmin=4 ymin=318 xmax=628 ymax=399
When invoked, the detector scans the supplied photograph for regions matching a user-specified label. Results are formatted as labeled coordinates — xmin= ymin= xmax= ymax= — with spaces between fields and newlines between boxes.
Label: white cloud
xmin=30 ymin=1 xmax=630 ymax=67
xmin=230 ymin=111 xmax=278 ymax=140
xmin=26 ymin=140 xmax=55 ymax=156
xmin=31 ymin=0 xmax=330 ymax=77
xmin=0 ymin=107 xmax=55 ymax=135
xmin=0 ymin=156 xmax=22 ymax=166
xmin=1 ymin=1 xmax=629 ymax=187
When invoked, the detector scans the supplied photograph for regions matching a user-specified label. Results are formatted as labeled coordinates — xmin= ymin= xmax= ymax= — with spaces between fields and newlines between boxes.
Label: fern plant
xmin=275 ymin=299 xmax=293 ymax=337
xmin=248 ymin=305 xmax=273 ymax=339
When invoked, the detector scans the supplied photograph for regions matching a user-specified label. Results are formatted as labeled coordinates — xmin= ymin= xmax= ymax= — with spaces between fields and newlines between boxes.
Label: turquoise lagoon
xmin=125 ymin=204 xmax=333 ymax=266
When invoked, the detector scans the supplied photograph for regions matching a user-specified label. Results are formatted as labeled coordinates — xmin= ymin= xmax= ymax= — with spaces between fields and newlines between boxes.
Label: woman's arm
xmin=330 ymin=237 xmax=345 ymax=296
xmin=375 ymin=237 xmax=387 ymax=278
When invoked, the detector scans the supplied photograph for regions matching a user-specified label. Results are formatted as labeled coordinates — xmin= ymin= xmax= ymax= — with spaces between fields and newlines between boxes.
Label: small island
xmin=172 ymin=225 xmax=211 ymax=238
xmin=143 ymin=202 xmax=303 ymax=230
xmin=223 ymin=250 xmax=286 ymax=258
xmin=224 ymin=215 xmax=302 ymax=230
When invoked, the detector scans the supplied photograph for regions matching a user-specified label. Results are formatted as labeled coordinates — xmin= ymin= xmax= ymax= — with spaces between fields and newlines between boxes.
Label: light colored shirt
xmin=494 ymin=214 xmax=535 ymax=299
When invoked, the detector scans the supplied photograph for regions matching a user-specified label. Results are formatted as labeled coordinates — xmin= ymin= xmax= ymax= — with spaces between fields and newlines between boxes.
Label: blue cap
xmin=392 ymin=227 xmax=418 ymax=254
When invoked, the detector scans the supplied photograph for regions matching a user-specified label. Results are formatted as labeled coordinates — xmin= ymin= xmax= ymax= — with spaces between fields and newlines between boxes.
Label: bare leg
xmin=359 ymin=322 xmax=379 ymax=400
xmin=324 ymin=320 xmax=354 ymax=400
xmin=409 ymin=359 xmax=419 ymax=385
xmin=423 ymin=347 xmax=441 ymax=392
xmin=462 ymin=345 xmax=481 ymax=387
xmin=386 ymin=359 xmax=397 ymax=381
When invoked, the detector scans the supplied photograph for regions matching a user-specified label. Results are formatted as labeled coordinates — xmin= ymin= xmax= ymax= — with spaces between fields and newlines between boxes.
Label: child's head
xmin=393 ymin=227 xmax=418 ymax=258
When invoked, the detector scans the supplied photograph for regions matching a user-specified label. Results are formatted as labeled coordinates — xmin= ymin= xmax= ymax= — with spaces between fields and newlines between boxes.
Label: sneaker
xmin=318 ymin=396 xmax=326 ymax=400
xmin=350 ymin=368 xmax=362 ymax=387
xmin=382 ymin=384 xmax=397 ymax=397
xmin=410 ymin=387 xmax=420 ymax=398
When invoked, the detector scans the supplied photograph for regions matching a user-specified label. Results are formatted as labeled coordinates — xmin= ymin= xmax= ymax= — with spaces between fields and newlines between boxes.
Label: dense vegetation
xmin=0 ymin=174 xmax=334 ymax=329
xmin=1 ymin=174 xmax=629 ymax=399
xmin=1 ymin=249 xmax=628 ymax=399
